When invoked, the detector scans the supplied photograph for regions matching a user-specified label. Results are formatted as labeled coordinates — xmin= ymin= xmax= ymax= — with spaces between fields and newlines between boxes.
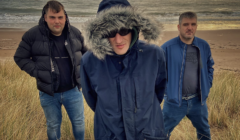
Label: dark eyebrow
xmin=49 ymin=16 xmax=64 ymax=18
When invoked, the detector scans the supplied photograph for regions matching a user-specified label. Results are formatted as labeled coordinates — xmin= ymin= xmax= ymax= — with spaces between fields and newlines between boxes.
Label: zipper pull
xmin=50 ymin=58 xmax=55 ymax=72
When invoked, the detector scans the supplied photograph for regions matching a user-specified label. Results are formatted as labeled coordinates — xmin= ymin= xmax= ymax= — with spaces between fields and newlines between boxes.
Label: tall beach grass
xmin=0 ymin=60 xmax=239 ymax=140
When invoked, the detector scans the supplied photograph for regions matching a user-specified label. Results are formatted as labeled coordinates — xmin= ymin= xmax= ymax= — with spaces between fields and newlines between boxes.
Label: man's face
xmin=178 ymin=17 xmax=197 ymax=43
xmin=44 ymin=8 xmax=66 ymax=36
xmin=108 ymin=32 xmax=132 ymax=55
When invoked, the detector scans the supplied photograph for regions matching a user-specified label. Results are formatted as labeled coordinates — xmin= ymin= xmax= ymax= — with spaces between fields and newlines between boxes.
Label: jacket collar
xmin=177 ymin=36 xmax=198 ymax=47
xmin=107 ymin=42 xmax=139 ymax=78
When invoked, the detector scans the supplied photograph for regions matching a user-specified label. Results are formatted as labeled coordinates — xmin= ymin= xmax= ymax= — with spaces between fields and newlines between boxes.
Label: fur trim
xmin=83 ymin=6 xmax=163 ymax=60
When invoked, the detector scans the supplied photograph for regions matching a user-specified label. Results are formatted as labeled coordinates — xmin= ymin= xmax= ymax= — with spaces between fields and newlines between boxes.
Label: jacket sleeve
xmin=80 ymin=59 xmax=97 ymax=112
xmin=72 ymin=26 xmax=88 ymax=54
xmin=207 ymin=45 xmax=214 ymax=88
xmin=14 ymin=30 xmax=38 ymax=78
xmin=155 ymin=48 xmax=167 ymax=104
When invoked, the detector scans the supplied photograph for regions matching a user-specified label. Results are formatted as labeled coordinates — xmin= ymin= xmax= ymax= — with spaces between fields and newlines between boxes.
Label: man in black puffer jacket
xmin=14 ymin=1 xmax=86 ymax=139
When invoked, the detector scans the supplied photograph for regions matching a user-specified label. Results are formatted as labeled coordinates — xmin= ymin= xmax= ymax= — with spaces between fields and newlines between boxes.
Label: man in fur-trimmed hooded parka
xmin=80 ymin=0 xmax=168 ymax=139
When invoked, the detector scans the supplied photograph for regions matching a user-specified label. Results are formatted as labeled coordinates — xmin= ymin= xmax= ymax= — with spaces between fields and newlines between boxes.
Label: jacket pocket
xmin=142 ymin=130 xmax=168 ymax=140
xmin=38 ymin=70 xmax=51 ymax=83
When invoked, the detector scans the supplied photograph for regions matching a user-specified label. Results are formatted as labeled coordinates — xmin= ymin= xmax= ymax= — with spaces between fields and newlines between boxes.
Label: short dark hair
xmin=43 ymin=0 xmax=64 ymax=14
xmin=179 ymin=11 xmax=197 ymax=25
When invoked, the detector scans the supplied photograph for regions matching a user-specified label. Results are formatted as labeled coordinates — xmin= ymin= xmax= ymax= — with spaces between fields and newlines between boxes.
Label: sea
xmin=0 ymin=0 xmax=240 ymax=31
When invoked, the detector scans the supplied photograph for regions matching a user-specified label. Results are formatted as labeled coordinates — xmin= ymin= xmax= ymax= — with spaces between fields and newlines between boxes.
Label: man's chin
xmin=51 ymin=30 xmax=63 ymax=36
xmin=185 ymin=36 xmax=194 ymax=40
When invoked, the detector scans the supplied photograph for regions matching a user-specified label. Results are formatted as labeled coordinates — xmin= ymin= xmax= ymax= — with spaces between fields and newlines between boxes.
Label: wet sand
xmin=1 ymin=28 xmax=240 ymax=72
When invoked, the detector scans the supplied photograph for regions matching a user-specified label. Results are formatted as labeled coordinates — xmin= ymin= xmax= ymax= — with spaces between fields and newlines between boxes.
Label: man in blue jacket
xmin=80 ymin=0 xmax=168 ymax=139
xmin=161 ymin=11 xmax=214 ymax=140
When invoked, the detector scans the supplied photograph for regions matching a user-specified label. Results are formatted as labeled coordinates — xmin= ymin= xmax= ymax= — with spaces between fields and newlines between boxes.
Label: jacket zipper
xmin=134 ymin=82 xmax=138 ymax=113
xmin=194 ymin=45 xmax=203 ymax=104
xmin=178 ymin=44 xmax=186 ymax=106
xmin=116 ymin=78 xmax=121 ymax=112
xmin=49 ymin=40 xmax=55 ymax=95
xmin=68 ymin=30 xmax=76 ymax=88
xmin=65 ymin=37 xmax=75 ymax=88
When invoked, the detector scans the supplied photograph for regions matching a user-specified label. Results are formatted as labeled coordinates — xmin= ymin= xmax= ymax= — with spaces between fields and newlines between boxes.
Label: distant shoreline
xmin=1 ymin=20 xmax=240 ymax=31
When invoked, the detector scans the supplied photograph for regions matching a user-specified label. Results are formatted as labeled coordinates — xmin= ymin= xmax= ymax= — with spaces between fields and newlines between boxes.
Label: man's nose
xmin=115 ymin=33 xmax=123 ymax=43
xmin=54 ymin=18 xmax=59 ymax=23
xmin=187 ymin=25 xmax=192 ymax=29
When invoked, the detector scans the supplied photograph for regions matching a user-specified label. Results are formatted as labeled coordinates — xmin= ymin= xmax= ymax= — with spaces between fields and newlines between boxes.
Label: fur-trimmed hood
xmin=83 ymin=6 xmax=163 ymax=60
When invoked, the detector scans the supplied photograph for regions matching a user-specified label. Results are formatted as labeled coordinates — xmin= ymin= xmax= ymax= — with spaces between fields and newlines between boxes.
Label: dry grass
xmin=0 ymin=60 xmax=94 ymax=140
xmin=170 ymin=71 xmax=240 ymax=140
xmin=0 ymin=60 xmax=239 ymax=140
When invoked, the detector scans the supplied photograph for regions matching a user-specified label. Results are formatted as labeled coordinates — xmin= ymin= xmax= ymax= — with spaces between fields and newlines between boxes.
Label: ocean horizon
xmin=0 ymin=0 xmax=240 ymax=31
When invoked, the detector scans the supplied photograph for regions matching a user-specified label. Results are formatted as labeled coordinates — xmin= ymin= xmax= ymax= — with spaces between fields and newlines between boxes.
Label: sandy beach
xmin=0 ymin=28 xmax=240 ymax=72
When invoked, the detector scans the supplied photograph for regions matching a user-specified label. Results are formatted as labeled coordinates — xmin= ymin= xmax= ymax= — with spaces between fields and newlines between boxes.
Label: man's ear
xmin=177 ymin=24 xmax=180 ymax=31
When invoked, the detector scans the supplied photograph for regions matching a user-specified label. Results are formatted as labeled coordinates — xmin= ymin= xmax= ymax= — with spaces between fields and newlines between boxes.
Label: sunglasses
xmin=104 ymin=28 xmax=132 ymax=38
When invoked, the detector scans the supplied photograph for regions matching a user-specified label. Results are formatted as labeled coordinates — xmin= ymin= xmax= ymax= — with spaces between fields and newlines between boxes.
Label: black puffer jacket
xmin=14 ymin=10 xmax=87 ymax=96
